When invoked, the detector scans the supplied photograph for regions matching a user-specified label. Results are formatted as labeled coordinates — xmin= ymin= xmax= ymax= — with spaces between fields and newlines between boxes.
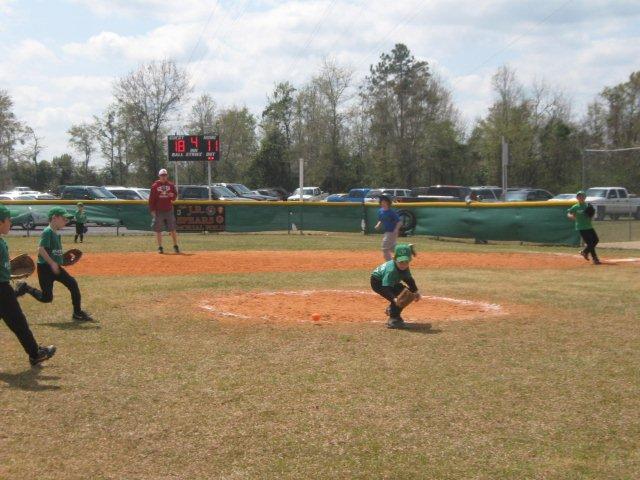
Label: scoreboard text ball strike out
xmin=168 ymin=135 xmax=220 ymax=162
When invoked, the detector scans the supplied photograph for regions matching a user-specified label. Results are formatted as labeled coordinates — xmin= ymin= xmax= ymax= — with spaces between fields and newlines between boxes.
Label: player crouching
xmin=370 ymin=243 xmax=421 ymax=329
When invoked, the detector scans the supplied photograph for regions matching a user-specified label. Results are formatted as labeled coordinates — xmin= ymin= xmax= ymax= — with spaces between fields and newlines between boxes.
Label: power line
xmin=286 ymin=0 xmax=340 ymax=78
xmin=186 ymin=1 xmax=221 ymax=64
xmin=585 ymin=147 xmax=640 ymax=153
xmin=454 ymin=0 xmax=576 ymax=83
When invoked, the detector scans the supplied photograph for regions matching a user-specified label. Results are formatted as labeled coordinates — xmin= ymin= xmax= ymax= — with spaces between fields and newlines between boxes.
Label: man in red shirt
xmin=149 ymin=168 xmax=180 ymax=254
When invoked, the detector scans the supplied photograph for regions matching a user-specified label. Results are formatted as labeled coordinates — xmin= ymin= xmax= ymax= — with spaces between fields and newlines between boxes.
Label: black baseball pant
xmin=579 ymin=228 xmax=599 ymax=261
xmin=74 ymin=222 xmax=85 ymax=243
xmin=370 ymin=277 xmax=406 ymax=317
xmin=0 ymin=282 xmax=39 ymax=358
xmin=25 ymin=263 xmax=82 ymax=314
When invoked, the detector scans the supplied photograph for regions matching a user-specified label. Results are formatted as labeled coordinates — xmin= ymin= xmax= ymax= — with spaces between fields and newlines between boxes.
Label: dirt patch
xmin=198 ymin=289 xmax=509 ymax=325
xmin=65 ymin=250 xmax=607 ymax=277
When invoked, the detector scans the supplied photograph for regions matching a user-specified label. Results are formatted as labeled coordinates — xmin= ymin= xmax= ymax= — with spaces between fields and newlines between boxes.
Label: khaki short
xmin=152 ymin=210 xmax=176 ymax=232
xmin=381 ymin=231 xmax=398 ymax=251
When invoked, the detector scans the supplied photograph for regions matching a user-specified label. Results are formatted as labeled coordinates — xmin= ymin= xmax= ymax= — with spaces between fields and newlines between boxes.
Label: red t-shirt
xmin=149 ymin=180 xmax=177 ymax=212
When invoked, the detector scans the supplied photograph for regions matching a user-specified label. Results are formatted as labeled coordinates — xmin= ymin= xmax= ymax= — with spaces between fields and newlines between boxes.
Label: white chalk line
xmin=199 ymin=289 xmax=504 ymax=321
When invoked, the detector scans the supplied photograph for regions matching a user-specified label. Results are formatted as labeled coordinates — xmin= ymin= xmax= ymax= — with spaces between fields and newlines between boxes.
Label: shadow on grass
xmin=42 ymin=321 xmax=101 ymax=331
xmin=399 ymin=323 xmax=442 ymax=334
xmin=0 ymin=368 xmax=61 ymax=391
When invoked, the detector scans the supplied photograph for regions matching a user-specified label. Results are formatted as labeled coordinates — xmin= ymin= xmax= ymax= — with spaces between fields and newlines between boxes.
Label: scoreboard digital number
xmin=167 ymin=134 xmax=220 ymax=162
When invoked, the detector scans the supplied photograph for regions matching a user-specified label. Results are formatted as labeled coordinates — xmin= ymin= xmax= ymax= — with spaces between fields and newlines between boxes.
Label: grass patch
xmin=1 ymin=234 xmax=639 ymax=479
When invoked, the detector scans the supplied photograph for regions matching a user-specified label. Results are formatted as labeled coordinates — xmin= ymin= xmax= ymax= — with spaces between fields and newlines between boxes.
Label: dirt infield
xmin=199 ymin=289 xmax=510 ymax=325
xmin=64 ymin=250 xmax=612 ymax=277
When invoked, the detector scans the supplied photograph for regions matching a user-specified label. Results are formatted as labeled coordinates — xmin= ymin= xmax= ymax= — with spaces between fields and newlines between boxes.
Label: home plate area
xmin=199 ymin=289 xmax=508 ymax=325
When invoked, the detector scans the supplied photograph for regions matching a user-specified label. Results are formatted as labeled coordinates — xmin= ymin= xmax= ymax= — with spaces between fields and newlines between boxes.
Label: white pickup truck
xmin=584 ymin=187 xmax=640 ymax=220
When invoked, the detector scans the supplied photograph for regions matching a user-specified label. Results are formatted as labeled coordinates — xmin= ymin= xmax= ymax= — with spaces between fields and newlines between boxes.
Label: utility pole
xmin=501 ymin=137 xmax=509 ymax=197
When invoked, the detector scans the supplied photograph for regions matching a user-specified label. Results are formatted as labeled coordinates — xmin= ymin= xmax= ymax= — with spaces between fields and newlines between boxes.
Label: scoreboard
xmin=167 ymin=134 xmax=220 ymax=161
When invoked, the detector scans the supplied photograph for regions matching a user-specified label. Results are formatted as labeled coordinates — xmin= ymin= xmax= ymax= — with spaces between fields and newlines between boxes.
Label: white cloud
xmin=62 ymin=24 xmax=197 ymax=62
xmin=2 ymin=0 xmax=639 ymax=162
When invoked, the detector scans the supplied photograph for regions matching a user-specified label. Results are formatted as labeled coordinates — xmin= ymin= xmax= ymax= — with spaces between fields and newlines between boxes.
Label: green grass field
xmin=1 ymin=233 xmax=639 ymax=479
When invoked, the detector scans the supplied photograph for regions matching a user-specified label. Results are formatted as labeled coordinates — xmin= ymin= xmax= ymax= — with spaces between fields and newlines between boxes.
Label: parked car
xmin=178 ymin=185 xmax=252 ymax=201
xmin=104 ymin=186 xmax=150 ymax=200
xmin=0 ymin=194 xmax=49 ymax=229
xmin=549 ymin=193 xmax=576 ymax=201
xmin=60 ymin=186 xmax=118 ymax=200
xmin=215 ymin=183 xmax=278 ymax=201
xmin=364 ymin=188 xmax=412 ymax=203
xmin=584 ymin=187 xmax=640 ymax=220
xmin=253 ymin=187 xmax=289 ymax=201
xmin=469 ymin=186 xmax=503 ymax=202
xmin=326 ymin=188 xmax=372 ymax=203
xmin=504 ymin=189 xmax=553 ymax=202
xmin=397 ymin=185 xmax=471 ymax=203
xmin=287 ymin=187 xmax=327 ymax=202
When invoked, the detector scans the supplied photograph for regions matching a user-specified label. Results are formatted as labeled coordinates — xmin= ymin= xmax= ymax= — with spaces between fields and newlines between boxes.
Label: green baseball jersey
xmin=568 ymin=203 xmax=593 ymax=231
xmin=38 ymin=226 xmax=63 ymax=265
xmin=371 ymin=260 xmax=414 ymax=287
xmin=75 ymin=210 xmax=87 ymax=224
xmin=0 ymin=238 xmax=10 ymax=282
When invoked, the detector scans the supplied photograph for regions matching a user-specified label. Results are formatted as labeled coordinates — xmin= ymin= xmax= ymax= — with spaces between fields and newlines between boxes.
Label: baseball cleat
xmin=30 ymin=345 xmax=56 ymax=366
xmin=158 ymin=246 xmax=164 ymax=254
xmin=593 ymin=258 xmax=602 ymax=265
xmin=173 ymin=245 xmax=180 ymax=254
xmin=386 ymin=316 xmax=405 ymax=329
xmin=579 ymin=250 xmax=589 ymax=261
xmin=72 ymin=310 xmax=94 ymax=322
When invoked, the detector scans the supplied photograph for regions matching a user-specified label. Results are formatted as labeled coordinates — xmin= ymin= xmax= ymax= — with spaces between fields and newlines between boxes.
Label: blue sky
xmin=1 ymin=0 xmax=639 ymax=163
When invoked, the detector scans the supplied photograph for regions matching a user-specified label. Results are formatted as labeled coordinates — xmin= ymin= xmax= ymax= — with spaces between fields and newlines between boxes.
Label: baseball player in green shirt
xmin=0 ymin=205 xmax=56 ymax=365
xmin=74 ymin=202 xmax=88 ymax=243
xmin=567 ymin=190 xmax=601 ymax=265
xmin=16 ymin=207 xmax=94 ymax=321
xmin=370 ymin=243 xmax=421 ymax=328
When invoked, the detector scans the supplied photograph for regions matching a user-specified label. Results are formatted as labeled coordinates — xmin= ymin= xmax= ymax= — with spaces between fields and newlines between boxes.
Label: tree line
xmin=1 ymin=44 xmax=639 ymax=194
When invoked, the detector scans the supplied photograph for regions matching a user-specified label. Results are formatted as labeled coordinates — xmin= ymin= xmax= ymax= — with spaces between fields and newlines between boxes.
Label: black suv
xmin=60 ymin=186 xmax=117 ymax=200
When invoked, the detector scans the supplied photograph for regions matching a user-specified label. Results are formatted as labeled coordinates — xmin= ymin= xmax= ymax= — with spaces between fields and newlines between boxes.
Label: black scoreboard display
xmin=167 ymin=134 xmax=220 ymax=161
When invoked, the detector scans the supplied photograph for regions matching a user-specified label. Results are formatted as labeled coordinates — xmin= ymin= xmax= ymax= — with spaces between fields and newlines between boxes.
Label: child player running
xmin=16 ymin=207 xmax=94 ymax=321
xmin=375 ymin=194 xmax=401 ymax=261
xmin=370 ymin=243 xmax=421 ymax=329
xmin=0 ymin=205 xmax=56 ymax=366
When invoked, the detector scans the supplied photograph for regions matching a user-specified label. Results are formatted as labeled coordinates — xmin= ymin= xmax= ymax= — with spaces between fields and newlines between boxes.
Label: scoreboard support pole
xmin=174 ymin=162 xmax=179 ymax=192
xmin=207 ymin=162 xmax=212 ymax=200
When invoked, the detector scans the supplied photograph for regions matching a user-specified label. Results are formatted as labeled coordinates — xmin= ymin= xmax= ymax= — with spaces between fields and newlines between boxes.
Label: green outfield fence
xmin=1 ymin=200 xmax=581 ymax=245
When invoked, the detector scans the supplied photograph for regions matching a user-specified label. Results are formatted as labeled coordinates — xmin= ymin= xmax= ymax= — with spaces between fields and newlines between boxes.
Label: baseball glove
xmin=62 ymin=249 xmax=83 ymax=266
xmin=395 ymin=288 xmax=419 ymax=309
xmin=9 ymin=254 xmax=35 ymax=280
xmin=585 ymin=204 xmax=595 ymax=218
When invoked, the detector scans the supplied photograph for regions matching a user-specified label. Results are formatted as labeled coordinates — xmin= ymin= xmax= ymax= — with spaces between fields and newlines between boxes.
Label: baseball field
xmin=1 ymin=232 xmax=639 ymax=479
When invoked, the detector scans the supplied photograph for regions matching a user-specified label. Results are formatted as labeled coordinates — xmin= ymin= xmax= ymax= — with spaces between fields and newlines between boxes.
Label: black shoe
xmin=593 ymin=258 xmax=602 ymax=265
xmin=579 ymin=250 xmax=589 ymax=261
xmin=158 ymin=246 xmax=164 ymax=254
xmin=30 ymin=345 xmax=56 ymax=366
xmin=14 ymin=281 xmax=31 ymax=297
xmin=385 ymin=306 xmax=391 ymax=316
xmin=72 ymin=310 xmax=94 ymax=322
xmin=386 ymin=316 xmax=405 ymax=329
xmin=173 ymin=245 xmax=180 ymax=254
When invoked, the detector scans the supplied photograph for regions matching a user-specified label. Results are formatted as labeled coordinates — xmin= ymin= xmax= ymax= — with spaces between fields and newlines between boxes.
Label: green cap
xmin=77 ymin=202 xmax=84 ymax=206
xmin=0 ymin=204 xmax=10 ymax=221
xmin=394 ymin=243 xmax=413 ymax=262
xmin=48 ymin=206 xmax=73 ymax=220
xmin=577 ymin=190 xmax=586 ymax=196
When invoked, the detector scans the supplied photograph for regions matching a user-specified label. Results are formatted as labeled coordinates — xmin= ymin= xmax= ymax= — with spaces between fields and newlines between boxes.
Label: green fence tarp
xmin=1 ymin=200 xmax=580 ymax=245
xmin=365 ymin=202 xmax=580 ymax=245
